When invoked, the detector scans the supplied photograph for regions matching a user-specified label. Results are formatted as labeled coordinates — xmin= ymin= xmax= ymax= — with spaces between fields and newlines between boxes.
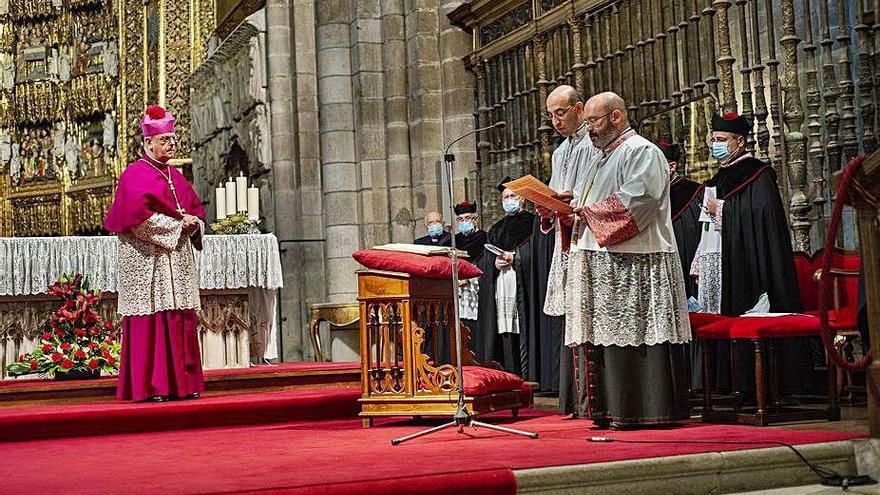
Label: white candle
xmin=236 ymin=172 xmax=247 ymax=212
xmin=225 ymin=177 xmax=237 ymax=215
xmin=215 ymin=186 xmax=226 ymax=219
xmin=247 ymin=185 xmax=259 ymax=221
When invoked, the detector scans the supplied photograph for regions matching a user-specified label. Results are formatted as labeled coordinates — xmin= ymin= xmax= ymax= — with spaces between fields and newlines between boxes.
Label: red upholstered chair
xmin=695 ymin=249 xmax=858 ymax=426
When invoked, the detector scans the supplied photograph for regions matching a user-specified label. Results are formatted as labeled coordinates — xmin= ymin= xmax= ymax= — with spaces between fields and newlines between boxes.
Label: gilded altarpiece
xmin=0 ymin=0 xmax=215 ymax=237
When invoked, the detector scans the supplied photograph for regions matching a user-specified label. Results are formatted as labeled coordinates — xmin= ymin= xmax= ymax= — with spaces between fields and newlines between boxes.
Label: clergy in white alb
xmin=533 ymin=85 xmax=600 ymax=417
xmin=565 ymin=92 xmax=690 ymax=428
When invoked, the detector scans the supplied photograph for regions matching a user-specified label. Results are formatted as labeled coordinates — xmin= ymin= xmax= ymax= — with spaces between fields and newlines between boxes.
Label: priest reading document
xmin=565 ymin=92 xmax=690 ymax=428
xmin=104 ymin=105 xmax=206 ymax=402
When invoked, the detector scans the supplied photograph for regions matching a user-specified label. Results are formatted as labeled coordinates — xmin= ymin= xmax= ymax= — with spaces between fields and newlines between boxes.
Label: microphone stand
xmin=392 ymin=122 xmax=538 ymax=445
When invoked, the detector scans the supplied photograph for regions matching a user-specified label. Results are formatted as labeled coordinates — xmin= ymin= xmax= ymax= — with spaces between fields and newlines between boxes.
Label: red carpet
xmin=0 ymin=409 xmax=863 ymax=495
xmin=0 ymin=386 xmax=361 ymax=442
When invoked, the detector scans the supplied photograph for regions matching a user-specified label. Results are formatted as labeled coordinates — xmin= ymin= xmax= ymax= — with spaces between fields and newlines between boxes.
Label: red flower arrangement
xmin=6 ymin=273 xmax=121 ymax=379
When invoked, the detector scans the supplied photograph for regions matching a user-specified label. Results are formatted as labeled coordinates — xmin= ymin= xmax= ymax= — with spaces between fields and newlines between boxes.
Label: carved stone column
xmin=712 ymin=0 xmax=737 ymax=113
xmin=780 ymin=0 xmax=811 ymax=251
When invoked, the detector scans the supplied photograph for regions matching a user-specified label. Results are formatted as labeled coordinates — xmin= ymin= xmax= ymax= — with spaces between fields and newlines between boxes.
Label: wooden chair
xmin=695 ymin=249 xmax=859 ymax=426
xmin=356 ymin=269 xmax=530 ymax=427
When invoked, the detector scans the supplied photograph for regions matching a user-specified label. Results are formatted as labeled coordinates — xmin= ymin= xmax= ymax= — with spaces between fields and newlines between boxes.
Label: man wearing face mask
xmin=694 ymin=113 xmax=807 ymax=398
xmin=474 ymin=178 xmax=535 ymax=375
xmin=453 ymin=201 xmax=487 ymax=362
xmin=414 ymin=211 xmax=451 ymax=246
xmin=701 ymin=113 xmax=800 ymax=316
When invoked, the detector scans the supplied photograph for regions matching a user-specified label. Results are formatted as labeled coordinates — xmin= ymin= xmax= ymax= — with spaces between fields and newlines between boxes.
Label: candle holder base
xmin=210 ymin=213 xmax=261 ymax=235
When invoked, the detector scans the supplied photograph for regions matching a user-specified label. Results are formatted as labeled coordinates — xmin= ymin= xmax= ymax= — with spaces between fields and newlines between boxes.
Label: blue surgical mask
xmin=712 ymin=141 xmax=730 ymax=162
xmin=427 ymin=224 xmax=444 ymax=237
xmin=457 ymin=220 xmax=475 ymax=234
xmin=502 ymin=199 xmax=521 ymax=214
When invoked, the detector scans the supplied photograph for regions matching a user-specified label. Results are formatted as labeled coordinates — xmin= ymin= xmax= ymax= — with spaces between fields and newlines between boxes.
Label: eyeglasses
xmin=456 ymin=214 xmax=477 ymax=222
xmin=584 ymin=112 xmax=612 ymax=127
xmin=546 ymin=105 xmax=575 ymax=121
xmin=156 ymin=135 xmax=178 ymax=146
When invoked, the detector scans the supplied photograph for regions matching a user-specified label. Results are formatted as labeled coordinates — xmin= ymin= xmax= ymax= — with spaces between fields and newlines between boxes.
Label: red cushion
xmin=352 ymin=249 xmax=482 ymax=280
xmin=729 ymin=315 xmax=821 ymax=339
xmin=462 ymin=365 xmax=524 ymax=396
xmin=689 ymin=312 xmax=729 ymax=331
xmin=695 ymin=317 xmax=741 ymax=340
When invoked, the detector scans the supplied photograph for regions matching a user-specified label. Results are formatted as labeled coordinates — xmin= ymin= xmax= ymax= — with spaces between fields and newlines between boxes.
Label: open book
xmin=503 ymin=175 xmax=574 ymax=215
xmin=371 ymin=243 xmax=469 ymax=258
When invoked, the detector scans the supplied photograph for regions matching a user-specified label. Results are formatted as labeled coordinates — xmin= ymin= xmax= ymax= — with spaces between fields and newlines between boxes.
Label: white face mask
xmin=502 ymin=198 xmax=521 ymax=214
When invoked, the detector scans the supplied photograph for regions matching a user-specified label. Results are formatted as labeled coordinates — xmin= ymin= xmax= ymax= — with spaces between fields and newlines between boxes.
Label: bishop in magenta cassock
xmin=104 ymin=105 xmax=206 ymax=402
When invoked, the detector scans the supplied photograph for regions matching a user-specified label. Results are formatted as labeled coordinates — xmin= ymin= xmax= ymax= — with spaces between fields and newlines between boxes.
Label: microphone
xmin=444 ymin=121 xmax=507 ymax=160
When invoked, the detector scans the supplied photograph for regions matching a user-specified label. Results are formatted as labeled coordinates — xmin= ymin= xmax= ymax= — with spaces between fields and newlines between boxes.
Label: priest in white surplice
xmin=565 ymin=92 xmax=690 ymax=428
xmin=534 ymin=85 xmax=600 ymax=417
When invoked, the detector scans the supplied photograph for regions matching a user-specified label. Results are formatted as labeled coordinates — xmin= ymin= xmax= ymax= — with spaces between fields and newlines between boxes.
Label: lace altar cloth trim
xmin=0 ymin=234 xmax=283 ymax=296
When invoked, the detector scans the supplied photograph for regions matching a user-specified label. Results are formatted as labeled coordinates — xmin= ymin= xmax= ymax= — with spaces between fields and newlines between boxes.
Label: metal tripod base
xmin=391 ymin=408 xmax=539 ymax=446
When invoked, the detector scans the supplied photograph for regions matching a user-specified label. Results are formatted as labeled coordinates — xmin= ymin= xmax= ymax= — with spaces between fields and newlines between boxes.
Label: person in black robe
xmin=414 ymin=211 xmax=451 ymax=246
xmin=704 ymin=112 xmax=810 ymax=396
xmin=660 ymin=140 xmax=704 ymax=391
xmin=452 ymin=200 xmax=487 ymax=364
xmin=475 ymin=177 xmax=535 ymax=376
xmin=660 ymin=141 xmax=703 ymax=299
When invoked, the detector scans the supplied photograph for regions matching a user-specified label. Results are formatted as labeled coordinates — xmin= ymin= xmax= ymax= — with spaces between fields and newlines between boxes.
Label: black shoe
xmin=590 ymin=417 xmax=612 ymax=430
xmin=148 ymin=396 xmax=169 ymax=402
xmin=172 ymin=393 xmax=200 ymax=401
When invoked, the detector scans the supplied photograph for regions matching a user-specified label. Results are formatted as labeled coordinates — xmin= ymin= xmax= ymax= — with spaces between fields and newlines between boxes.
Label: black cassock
xmin=671 ymin=176 xmax=705 ymax=390
xmin=514 ymin=217 xmax=565 ymax=391
xmin=474 ymin=211 xmax=535 ymax=376
xmin=454 ymin=230 xmax=487 ymax=364
xmin=414 ymin=231 xmax=451 ymax=247
xmin=670 ymin=176 xmax=704 ymax=299
xmin=706 ymin=157 xmax=813 ymax=395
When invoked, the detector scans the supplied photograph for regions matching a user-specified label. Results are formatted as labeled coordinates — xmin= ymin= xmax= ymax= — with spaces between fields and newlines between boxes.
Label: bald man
xmin=564 ymin=92 xmax=691 ymax=428
xmin=531 ymin=85 xmax=600 ymax=416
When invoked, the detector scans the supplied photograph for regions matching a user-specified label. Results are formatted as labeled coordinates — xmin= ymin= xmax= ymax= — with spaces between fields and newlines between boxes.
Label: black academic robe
xmin=414 ymin=232 xmax=451 ymax=247
xmin=475 ymin=211 xmax=535 ymax=377
xmin=706 ymin=157 xmax=811 ymax=395
xmin=670 ymin=177 xmax=704 ymax=299
xmin=453 ymin=230 xmax=487 ymax=364
xmin=518 ymin=217 xmax=567 ymax=393
xmin=707 ymin=157 xmax=801 ymax=316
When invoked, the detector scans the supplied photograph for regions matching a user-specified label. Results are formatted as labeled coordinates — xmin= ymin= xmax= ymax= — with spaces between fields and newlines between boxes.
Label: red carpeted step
xmin=0 ymin=386 xmax=361 ymax=442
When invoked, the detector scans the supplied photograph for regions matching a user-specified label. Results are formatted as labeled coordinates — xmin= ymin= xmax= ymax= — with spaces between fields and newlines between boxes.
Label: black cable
xmin=586 ymin=437 xmax=877 ymax=489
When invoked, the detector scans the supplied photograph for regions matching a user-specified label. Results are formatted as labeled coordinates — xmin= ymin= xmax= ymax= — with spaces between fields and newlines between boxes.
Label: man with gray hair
xmin=565 ymin=92 xmax=690 ymax=428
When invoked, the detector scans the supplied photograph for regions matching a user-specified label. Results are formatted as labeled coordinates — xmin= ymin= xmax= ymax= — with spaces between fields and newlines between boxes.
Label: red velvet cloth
xmin=117 ymin=309 xmax=204 ymax=401
xmin=462 ymin=366 xmax=524 ymax=396
xmin=729 ymin=315 xmax=821 ymax=339
xmin=353 ymin=249 xmax=482 ymax=280
xmin=695 ymin=317 xmax=741 ymax=340
xmin=688 ymin=312 xmax=730 ymax=331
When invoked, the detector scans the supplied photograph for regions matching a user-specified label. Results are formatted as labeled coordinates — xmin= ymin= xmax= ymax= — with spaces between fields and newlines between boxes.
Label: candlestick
xmin=215 ymin=186 xmax=226 ymax=219
xmin=247 ymin=185 xmax=259 ymax=221
xmin=236 ymin=172 xmax=247 ymax=212
xmin=225 ymin=177 xmax=236 ymax=214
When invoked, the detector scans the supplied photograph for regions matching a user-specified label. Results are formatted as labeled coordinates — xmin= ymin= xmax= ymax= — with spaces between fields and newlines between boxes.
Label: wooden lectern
xmin=356 ymin=269 xmax=528 ymax=427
